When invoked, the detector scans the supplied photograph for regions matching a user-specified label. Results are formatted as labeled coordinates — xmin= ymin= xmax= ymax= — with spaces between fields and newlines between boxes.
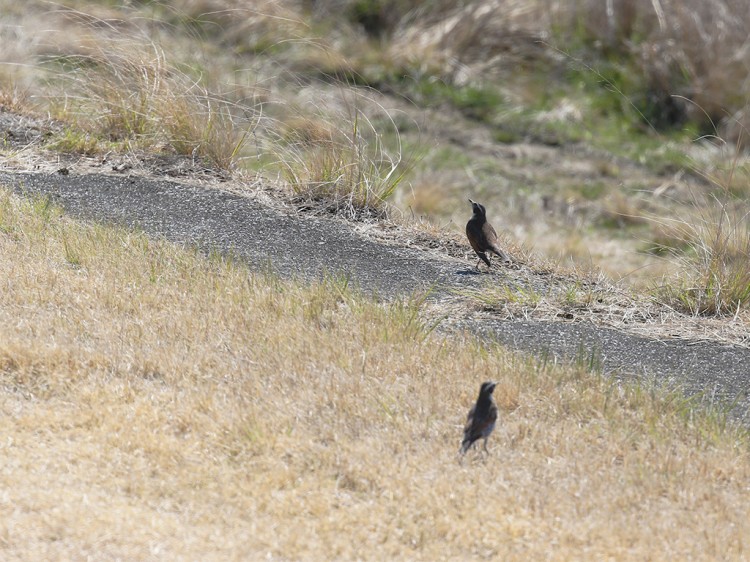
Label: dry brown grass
xmin=272 ymin=94 xmax=411 ymax=218
xmin=0 ymin=82 xmax=29 ymax=113
xmin=5 ymin=0 xmax=750 ymax=288
xmin=1 ymin=187 xmax=750 ymax=559
xmin=392 ymin=0 xmax=750 ymax=123
xmin=651 ymin=198 xmax=750 ymax=316
xmin=0 ymin=1 xmax=267 ymax=170
xmin=44 ymin=41 xmax=257 ymax=170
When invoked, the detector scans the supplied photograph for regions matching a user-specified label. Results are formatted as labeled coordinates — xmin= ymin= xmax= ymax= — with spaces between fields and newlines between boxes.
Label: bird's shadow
xmin=455 ymin=268 xmax=483 ymax=276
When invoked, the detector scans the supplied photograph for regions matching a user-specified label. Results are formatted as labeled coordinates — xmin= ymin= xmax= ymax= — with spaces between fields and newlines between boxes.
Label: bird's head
xmin=468 ymin=199 xmax=486 ymax=219
xmin=479 ymin=381 xmax=497 ymax=396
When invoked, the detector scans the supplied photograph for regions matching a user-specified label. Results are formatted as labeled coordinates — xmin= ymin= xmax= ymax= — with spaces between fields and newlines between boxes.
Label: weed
xmin=46 ymin=40 xmax=256 ymax=170
xmin=275 ymin=99 xmax=411 ymax=218
xmin=653 ymin=192 xmax=750 ymax=315
xmin=46 ymin=127 xmax=101 ymax=155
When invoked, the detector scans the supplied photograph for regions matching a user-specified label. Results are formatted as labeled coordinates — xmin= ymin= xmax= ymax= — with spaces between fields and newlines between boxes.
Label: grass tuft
xmin=46 ymin=41 xmax=256 ymax=170
xmin=654 ymin=199 xmax=750 ymax=315
xmin=275 ymin=101 xmax=410 ymax=218
xmin=47 ymin=127 xmax=101 ymax=155
xmin=647 ymin=138 xmax=750 ymax=315
xmin=0 ymin=81 xmax=30 ymax=112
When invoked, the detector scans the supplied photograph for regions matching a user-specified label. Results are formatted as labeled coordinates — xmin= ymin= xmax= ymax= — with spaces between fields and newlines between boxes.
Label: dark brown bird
xmin=466 ymin=199 xmax=510 ymax=270
xmin=460 ymin=381 xmax=498 ymax=455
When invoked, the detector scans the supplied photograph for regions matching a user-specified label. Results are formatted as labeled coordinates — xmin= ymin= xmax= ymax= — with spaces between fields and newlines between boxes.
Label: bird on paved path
xmin=466 ymin=199 xmax=510 ymax=270
xmin=460 ymin=381 xmax=498 ymax=455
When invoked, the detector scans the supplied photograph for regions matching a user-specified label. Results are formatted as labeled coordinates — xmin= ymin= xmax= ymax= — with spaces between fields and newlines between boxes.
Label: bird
xmin=460 ymin=381 xmax=498 ymax=455
xmin=466 ymin=199 xmax=510 ymax=270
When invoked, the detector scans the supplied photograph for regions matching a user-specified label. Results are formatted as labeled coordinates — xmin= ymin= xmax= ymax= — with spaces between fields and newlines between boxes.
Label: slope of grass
xmin=1 ymin=187 xmax=749 ymax=559
xmin=4 ymin=0 xmax=750 ymax=305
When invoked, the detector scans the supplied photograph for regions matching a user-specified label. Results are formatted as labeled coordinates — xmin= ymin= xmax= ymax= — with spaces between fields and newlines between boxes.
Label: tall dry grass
xmin=45 ymin=41 xmax=257 ymax=170
xmin=274 ymin=99 xmax=410 ymax=217
xmin=1 ymin=187 xmax=749 ymax=559
xmin=390 ymin=0 xmax=750 ymax=134
xmin=651 ymin=161 xmax=750 ymax=315
xmin=3 ymin=0 xmax=410 ymax=210
xmin=548 ymin=0 xmax=750 ymax=130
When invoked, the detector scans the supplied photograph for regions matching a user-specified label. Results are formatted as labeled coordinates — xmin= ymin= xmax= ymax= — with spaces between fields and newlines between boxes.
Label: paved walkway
xmin=3 ymin=170 xmax=748 ymax=420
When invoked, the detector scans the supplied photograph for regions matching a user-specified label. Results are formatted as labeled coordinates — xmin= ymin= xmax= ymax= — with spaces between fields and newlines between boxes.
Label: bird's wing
xmin=464 ymin=404 xmax=476 ymax=427
xmin=466 ymin=222 xmax=484 ymax=254
xmin=487 ymin=222 xmax=499 ymax=239
xmin=487 ymin=404 xmax=498 ymax=426
xmin=470 ymin=413 xmax=495 ymax=439
xmin=463 ymin=405 xmax=478 ymax=438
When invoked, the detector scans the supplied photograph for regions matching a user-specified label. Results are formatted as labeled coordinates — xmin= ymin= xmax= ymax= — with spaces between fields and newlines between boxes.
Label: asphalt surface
xmin=2 ymin=170 xmax=749 ymax=420
xmin=2 ymin=171 xmax=470 ymax=297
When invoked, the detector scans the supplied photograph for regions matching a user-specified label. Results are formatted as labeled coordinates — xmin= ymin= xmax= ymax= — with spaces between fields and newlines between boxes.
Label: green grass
xmin=46 ymin=127 xmax=103 ymax=155
xmin=411 ymin=80 xmax=506 ymax=122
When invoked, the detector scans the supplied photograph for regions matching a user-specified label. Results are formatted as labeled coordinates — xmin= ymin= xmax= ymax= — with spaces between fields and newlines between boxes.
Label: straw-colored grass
xmin=45 ymin=42 xmax=255 ymax=170
xmin=652 ymin=198 xmax=750 ymax=316
xmin=1 ymin=187 xmax=749 ymax=559
xmin=641 ymin=153 xmax=750 ymax=316
xmin=275 ymin=104 xmax=409 ymax=217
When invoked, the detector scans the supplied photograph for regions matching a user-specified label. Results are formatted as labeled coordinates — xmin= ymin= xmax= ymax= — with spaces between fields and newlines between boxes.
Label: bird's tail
xmin=490 ymin=245 xmax=512 ymax=263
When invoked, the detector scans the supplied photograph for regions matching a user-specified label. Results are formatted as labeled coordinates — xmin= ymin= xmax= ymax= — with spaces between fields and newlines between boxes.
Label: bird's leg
xmin=476 ymin=255 xmax=491 ymax=271
xmin=483 ymin=438 xmax=490 ymax=454
xmin=458 ymin=447 xmax=471 ymax=465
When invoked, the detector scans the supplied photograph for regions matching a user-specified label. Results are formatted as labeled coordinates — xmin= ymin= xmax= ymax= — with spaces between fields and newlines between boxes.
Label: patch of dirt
xmin=0 ymin=108 xmax=61 ymax=148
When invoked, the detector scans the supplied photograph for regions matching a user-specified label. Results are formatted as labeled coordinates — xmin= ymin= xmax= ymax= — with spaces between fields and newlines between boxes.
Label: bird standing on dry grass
xmin=466 ymin=199 xmax=510 ymax=270
xmin=460 ymin=381 xmax=498 ymax=455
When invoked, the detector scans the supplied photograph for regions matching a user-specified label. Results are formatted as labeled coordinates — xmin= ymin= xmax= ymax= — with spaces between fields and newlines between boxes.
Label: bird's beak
xmin=468 ymin=198 xmax=475 ymax=205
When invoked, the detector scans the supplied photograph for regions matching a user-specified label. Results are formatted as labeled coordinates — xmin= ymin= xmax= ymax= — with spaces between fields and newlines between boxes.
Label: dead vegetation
xmin=3 ymin=0 xmax=750 ymax=291
xmin=1 ymin=187 xmax=749 ymax=559
xmin=3 ymin=3 xmax=750 ymax=553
